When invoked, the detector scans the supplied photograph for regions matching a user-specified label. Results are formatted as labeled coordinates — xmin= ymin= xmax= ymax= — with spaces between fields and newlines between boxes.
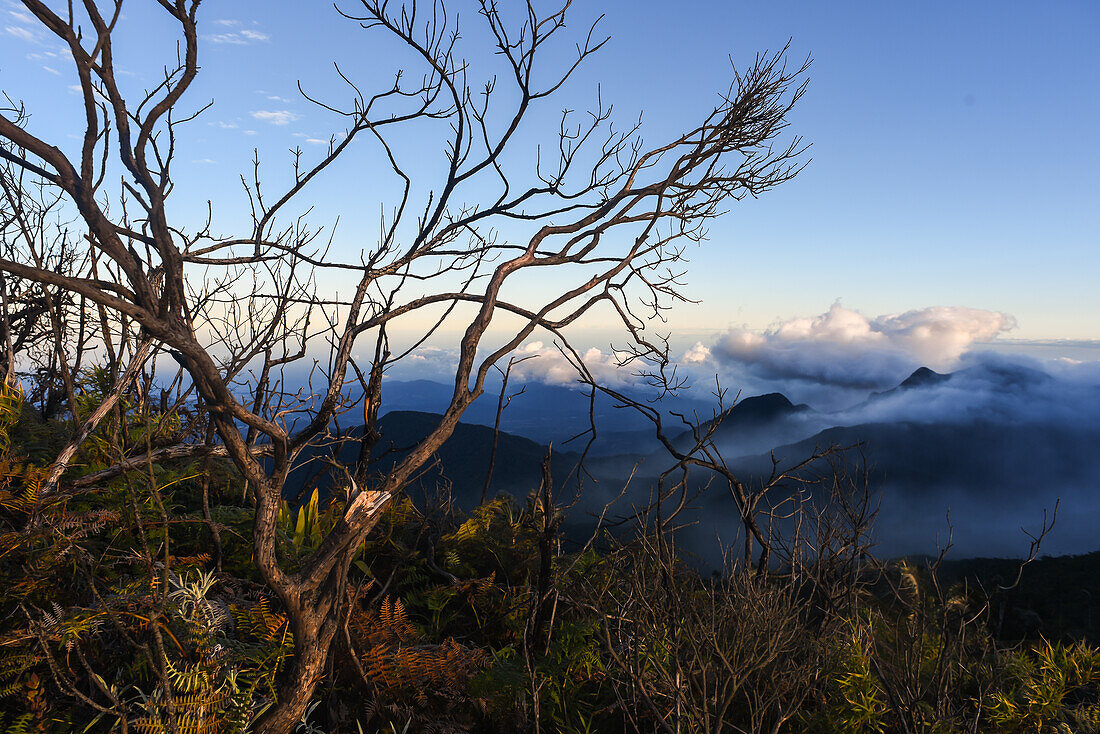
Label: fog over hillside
xmin=274 ymin=304 xmax=1100 ymax=562
xmin=333 ymin=347 xmax=1100 ymax=562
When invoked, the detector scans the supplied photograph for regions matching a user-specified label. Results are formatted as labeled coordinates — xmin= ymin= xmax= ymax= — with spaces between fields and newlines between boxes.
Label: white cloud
xmin=873 ymin=306 xmax=1013 ymax=363
xmin=250 ymin=110 xmax=300 ymax=126
xmin=192 ymin=158 xmax=217 ymax=164
xmin=682 ymin=341 xmax=712 ymax=365
xmin=508 ymin=342 xmax=636 ymax=387
xmin=213 ymin=121 xmax=238 ymax=129
xmin=9 ymin=10 xmax=34 ymax=23
xmin=381 ymin=345 xmax=457 ymax=380
xmin=5 ymin=24 xmax=37 ymax=42
xmin=213 ymin=19 xmax=240 ymax=26
xmin=204 ymin=32 xmax=247 ymax=44
xmin=304 ymin=138 xmax=329 ymax=145
xmin=710 ymin=303 xmax=1015 ymax=388
xmin=41 ymin=65 xmax=60 ymax=75
xmin=204 ymin=28 xmax=269 ymax=45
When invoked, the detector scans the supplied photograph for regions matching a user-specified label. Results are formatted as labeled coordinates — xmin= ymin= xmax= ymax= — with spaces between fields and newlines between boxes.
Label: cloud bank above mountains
xmin=369 ymin=303 xmax=1097 ymax=418
xmin=489 ymin=305 xmax=1021 ymax=398
xmin=705 ymin=304 xmax=1016 ymax=389
xmin=508 ymin=341 xmax=637 ymax=388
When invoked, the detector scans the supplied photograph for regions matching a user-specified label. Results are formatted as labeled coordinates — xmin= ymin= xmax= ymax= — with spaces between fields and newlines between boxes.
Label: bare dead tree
xmin=569 ymin=358 xmax=853 ymax=577
xmin=0 ymin=158 xmax=95 ymax=410
xmin=584 ymin=442 xmax=879 ymax=733
xmin=0 ymin=1 xmax=809 ymax=729
xmin=483 ymin=354 xmax=534 ymax=504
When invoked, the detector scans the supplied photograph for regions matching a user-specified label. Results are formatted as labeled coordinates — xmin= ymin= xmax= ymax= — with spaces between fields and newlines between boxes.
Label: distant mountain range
xmin=289 ymin=362 xmax=1100 ymax=560
xmin=370 ymin=378 xmax=714 ymax=455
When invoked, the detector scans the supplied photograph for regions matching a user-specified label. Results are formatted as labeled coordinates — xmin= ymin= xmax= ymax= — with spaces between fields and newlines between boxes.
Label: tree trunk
xmin=252 ymin=548 xmax=357 ymax=733
xmin=253 ymin=614 xmax=334 ymax=733
xmin=253 ymin=586 xmax=341 ymax=733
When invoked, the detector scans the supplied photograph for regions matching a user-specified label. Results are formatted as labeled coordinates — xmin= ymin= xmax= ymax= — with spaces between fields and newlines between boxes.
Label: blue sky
xmin=3 ymin=0 xmax=1098 ymax=353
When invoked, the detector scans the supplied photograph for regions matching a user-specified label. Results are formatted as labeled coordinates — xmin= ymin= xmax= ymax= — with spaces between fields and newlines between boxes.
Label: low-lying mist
xmin=281 ymin=331 xmax=1100 ymax=561
xmin=676 ymin=351 xmax=1100 ymax=560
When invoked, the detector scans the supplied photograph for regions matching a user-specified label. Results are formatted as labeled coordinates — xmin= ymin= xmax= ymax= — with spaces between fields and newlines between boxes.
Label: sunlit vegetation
xmin=0 ymin=377 xmax=1097 ymax=733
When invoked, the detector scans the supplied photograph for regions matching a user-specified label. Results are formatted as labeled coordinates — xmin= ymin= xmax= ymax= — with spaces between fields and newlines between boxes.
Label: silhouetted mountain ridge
xmin=865 ymin=366 xmax=949 ymax=402
xmin=285 ymin=410 xmax=583 ymax=509
xmin=901 ymin=366 xmax=948 ymax=389
xmin=664 ymin=391 xmax=816 ymax=460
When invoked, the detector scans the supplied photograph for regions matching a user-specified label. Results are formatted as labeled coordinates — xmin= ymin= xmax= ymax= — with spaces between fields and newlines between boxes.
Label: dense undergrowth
xmin=1 ymin=378 xmax=1099 ymax=733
